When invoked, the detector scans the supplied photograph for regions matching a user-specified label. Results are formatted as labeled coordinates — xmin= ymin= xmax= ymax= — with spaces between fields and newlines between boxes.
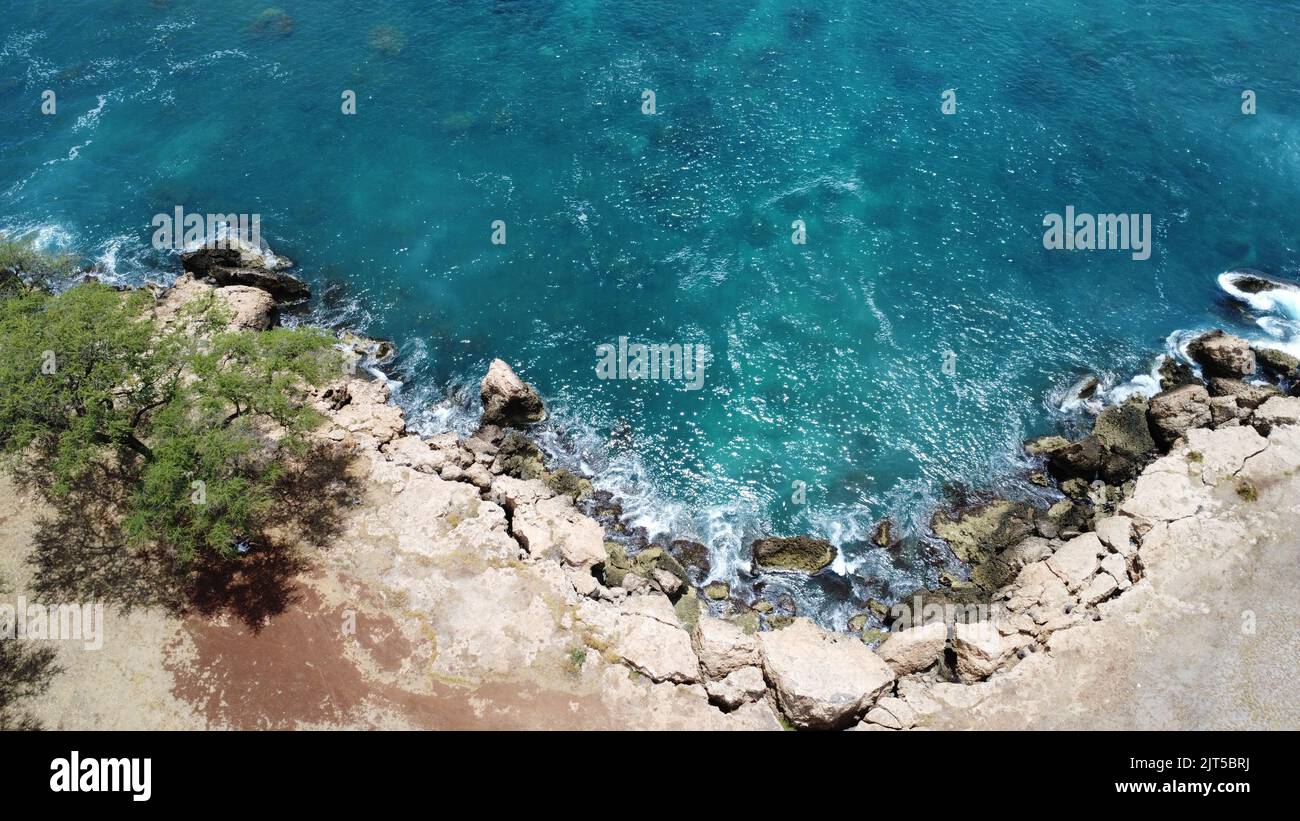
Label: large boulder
xmin=1187 ymin=330 xmax=1255 ymax=379
xmin=180 ymin=245 xmax=309 ymax=302
xmin=951 ymin=621 xmax=1019 ymax=682
xmin=751 ymin=535 xmax=835 ymax=573
xmin=758 ymin=618 xmax=895 ymax=730
xmin=215 ymin=285 xmax=276 ymax=331
xmin=608 ymin=595 xmax=700 ymax=684
xmin=1147 ymin=384 xmax=1211 ymax=448
xmin=1251 ymin=395 xmax=1300 ymax=435
xmin=692 ymin=616 xmax=761 ymax=679
xmin=1047 ymin=435 xmax=1106 ymax=481
xmin=875 ymin=621 xmax=947 ymax=676
xmin=1091 ymin=398 xmax=1156 ymax=458
xmin=479 ymin=359 xmax=546 ymax=428
xmin=512 ymin=496 xmax=606 ymax=570
xmin=1255 ymin=347 xmax=1300 ymax=381
xmin=1207 ymin=378 xmax=1281 ymax=410
xmin=930 ymin=500 xmax=1035 ymax=565
xmin=704 ymin=666 xmax=767 ymax=710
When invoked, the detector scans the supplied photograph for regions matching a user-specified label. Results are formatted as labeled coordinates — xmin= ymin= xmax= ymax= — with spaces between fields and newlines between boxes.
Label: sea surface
xmin=4 ymin=0 xmax=1300 ymax=624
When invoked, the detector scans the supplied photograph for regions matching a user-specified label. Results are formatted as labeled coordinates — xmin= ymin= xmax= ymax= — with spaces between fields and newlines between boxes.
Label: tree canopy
xmin=0 ymin=263 xmax=340 ymax=563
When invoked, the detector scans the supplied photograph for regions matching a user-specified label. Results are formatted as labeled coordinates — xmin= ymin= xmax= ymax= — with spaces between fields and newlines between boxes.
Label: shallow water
xmin=3 ymin=0 xmax=1300 ymax=622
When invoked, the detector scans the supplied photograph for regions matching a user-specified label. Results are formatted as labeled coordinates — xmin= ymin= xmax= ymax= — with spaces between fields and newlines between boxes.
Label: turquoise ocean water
xmin=4 ymin=0 xmax=1300 ymax=623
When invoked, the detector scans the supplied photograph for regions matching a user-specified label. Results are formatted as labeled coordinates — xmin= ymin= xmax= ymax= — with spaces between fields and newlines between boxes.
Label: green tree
xmin=0 ymin=281 xmax=340 ymax=563
xmin=0 ymin=234 xmax=80 ymax=293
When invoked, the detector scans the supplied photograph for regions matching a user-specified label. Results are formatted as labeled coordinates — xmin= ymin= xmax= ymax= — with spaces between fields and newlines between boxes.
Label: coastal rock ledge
xmin=7 ymin=253 xmax=1298 ymax=731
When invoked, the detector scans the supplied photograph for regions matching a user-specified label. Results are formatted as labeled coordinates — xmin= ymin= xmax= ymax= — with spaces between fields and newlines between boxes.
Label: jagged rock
xmin=692 ymin=616 xmax=760 ymax=679
xmin=951 ymin=621 xmax=1019 ymax=682
xmin=318 ymin=378 xmax=405 ymax=446
xmin=1099 ymin=553 xmax=1131 ymax=590
xmin=705 ymin=666 xmax=767 ymax=710
xmin=1093 ymin=516 xmax=1134 ymax=556
xmin=875 ymin=621 xmax=947 ymax=676
xmin=704 ymin=581 xmax=730 ymax=601
xmin=863 ymin=696 xmax=917 ymax=730
xmin=1255 ymin=347 xmax=1300 ymax=381
xmin=669 ymin=539 xmax=711 ymax=582
xmin=512 ymin=496 xmax=606 ymax=570
xmin=1187 ymin=329 xmax=1256 ymax=379
xmin=216 ymin=285 xmax=276 ymax=331
xmin=491 ymin=431 xmax=546 ymax=479
xmin=1092 ymin=398 xmax=1156 ymax=458
xmin=1251 ymin=395 xmax=1300 ymax=435
xmin=631 ymin=547 xmax=690 ymax=599
xmin=1048 ymin=435 xmax=1106 ymax=481
xmin=381 ymin=435 xmax=446 ymax=473
xmin=871 ymin=518 xmax=894 ymax=548
xmin=751 ymin=535 xmax=836 ymax=573
xmin=1147 ymin=384 xmax=1211 ymax=449
xmin=487 ymin=475 xmax=554 ymax=512
xmin=758 ymin=618 xmax=895 ymax=730
xmin=1046 ymin=532 xmax=1103 ymax=591
xmin=1079 ymin=571 xmax=1120 ymax=605
xmin=608 ymin=595 xmax=700 ymax=684
xmin=930 ymin=500 xmax=1035 ymax=565
xmin=180 ymin=246 xmax=309 ymax=302
xmin=1208 ymin=396 xmax=1242 ymax=427
xmin=1025 ymin=435 xmax=1070 ymax=457
xmin=1207 ymin=378 xmax=1281 ymax=410
xmin=480 ymin=359 xmax=546 ymax=427
xmin=543 ymin=468 xmax=592 ymax=501
xmin=1041 ymin=499 xmax=1088 ymax=540
xmin=1158 ymin=357 xmax=1198 ymax=391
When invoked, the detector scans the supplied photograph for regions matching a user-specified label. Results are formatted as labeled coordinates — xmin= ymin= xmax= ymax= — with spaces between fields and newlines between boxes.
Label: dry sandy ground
xmin=2 ymin=430 xmax=1296 ymax=730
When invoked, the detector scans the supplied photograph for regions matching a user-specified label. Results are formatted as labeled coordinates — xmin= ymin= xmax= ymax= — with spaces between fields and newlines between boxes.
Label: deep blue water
xmin=4 ymin=0 xmax=1300 ymax=623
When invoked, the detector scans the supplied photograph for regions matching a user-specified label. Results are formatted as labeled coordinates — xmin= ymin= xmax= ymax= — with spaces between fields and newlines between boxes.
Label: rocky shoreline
xmin=38 ymin=243 xmax=1300 ymax=730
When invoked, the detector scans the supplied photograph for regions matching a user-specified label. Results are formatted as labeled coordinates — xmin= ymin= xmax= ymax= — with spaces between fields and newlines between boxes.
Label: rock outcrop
xmin=750 ymin=535 xmax=836 ymax=573
xmin=180 ymin=243 xmax=310 ymax=302
xmin=759 ymin=618 xmax=895 ymax=729
xmin=1147 ymin=384 xmax=1211 ymax=448
xmin=1187 ymin=329 xmax=1255 ymax=379
xmin=479 ymin=359 xmax=546 ymax=427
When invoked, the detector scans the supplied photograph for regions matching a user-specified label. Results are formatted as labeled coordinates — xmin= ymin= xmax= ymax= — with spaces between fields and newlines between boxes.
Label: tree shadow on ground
xmin=0 ymin=638 xmax=60 ymax=730
xmin=20 ymin=442 xmax=363 ymax=633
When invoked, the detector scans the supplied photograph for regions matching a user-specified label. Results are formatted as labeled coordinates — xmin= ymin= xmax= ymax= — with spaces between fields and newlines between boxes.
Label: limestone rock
xmin=1251 ymin=395 xmax=1300 ymax=435
xmin=1093 ymin=516 xmax=1134 ymax=556
xmin=513 ymin=495 xmax=606 ymax=570
xmin=692 ymin=616 xmax=761 ymax=679
xmin=1092 ymin=397 xmax=1156 ymax=458
xmin=1255 ymin=346 xmax=1300 ymax=381
xmin=951 ymin=621 xmax=1017 ymax=682
xmin=1046 ymin=533 xmax=1103 ymax=591
xmin=875 ymin=621 xmax=947 ymax=676
xmin=930 ymin=500 xmax=1035 ymax=565
xmin=215 ymin=285 xmax=275 ymax=331
xmin=758 ymin=617 xmax=895 ymax=730
xmin=863 ymin=696 xmax=917 ymax=730
xmin=479 ymin=359 xmax=546 ymax=428
xmin=1147 ymin=384 xmax=1211 ymax=449
xmin=608 ymin=595 xmax=700 ymax=683
xmin=181 ymin=246 xmax=309 ymax=302
xmin=751 ymin=535 xmax=836 ymax=573
xmin=1187 ymin=329 xmax=1255 ymax=379
xmin=705 ymin=666 xmax=768 ymax=710
xmin=1207 ymin=378 xmax=1281 ymax=410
